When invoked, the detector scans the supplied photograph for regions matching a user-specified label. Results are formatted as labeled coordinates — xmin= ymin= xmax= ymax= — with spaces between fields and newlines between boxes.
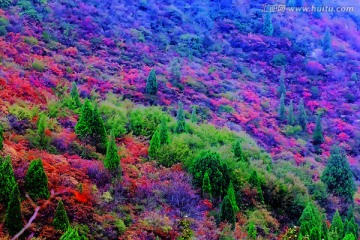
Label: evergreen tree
xmin=5 ymin=184 xmax=23 ymax=236
xmin=75 ymin=99 xmax=93 ymax=142
xmin=53 ymin=199 xmax=70 ymax=232
xmin=287 ymin=99 xmax=295 ymax=126
xmin=175 ymin=101 xmax=186 ymax=134
xmin=158 ymin=117 xmax=170 ymax=145
xmin=0 ymin=124 xmax=3 ymax=151
xmin=247 ymin=222 xmax=257 ymax=240
xmin=190 ymin=106 xmax=198 ymax=123
xmin=323 ymin=27 xmax=332 ymax=55
xmin=0 ymin=156 xmax=16 ymax=205
xmin=297 ymin=98 xmax=307 ymax=131
xmin=60 ymin=227 xmax=82 ymax=240
xmin=321 ymin=146 xmax=356 ymax=202
xmin=277 ymin=70 xmax=286 ymax=97
xmin=25 ymin=159 xmax=50 ymax=200
xmin=263 ymin=12 xmax=273 ymax=36
xmin=91 ymin=104 xmax=107 ymax=153
xmin=227 ymin=181 xmax=239 ymax=212
xmin=148 ymin=130 xmax=160 ymax=159
xmin=104 ymin=132 xmax=121 ymax=178
xmin=278 ymin=93 xmax=286 ymax=122
xmin=233 ymin=139 xmax=245 ymax=162
xmin=310 ymin=227 xmax=321 ymax=240
xmin=145 ymin=69 xmax=158 ymax=95
xmin=343 ymin=234 xmax=356 ymax=240
xmin=37 ymin=114 xmax=48 ymax=148
xmin=248 ymin=170 xmax=264 ymax=204
xmin=329 ymin=210 xmax=344 ymax=240
xmin=202 ymin=170 xmax=212 ymax=200
xmin=299 ymin=202 xmax=324 ymax=237
xmin=70 ymin=82 xmax=81 ymax=109
xmin=220 ymin=195 xmax=236 ymax=229
xmin=313 ymin=115 xmax=324 ymax=146
xmin=344 ymin=217 xmax=358 ymax=239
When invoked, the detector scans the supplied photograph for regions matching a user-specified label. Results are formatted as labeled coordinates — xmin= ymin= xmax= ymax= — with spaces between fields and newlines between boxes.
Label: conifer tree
xmin=175 ymin=101 xmax=186 ymax=133
xmin=70 ymin=82 xmax=81 ymax=109
xmin=247 ymin=222 xmax=257 ymax=240
xmin=343 ymin=234 xmax=356 ymax=240
xmin=329 ymin=210 xmax=344 ymax=240
xmin=5 ymin=184 xmax=23 ymax=236
xmin=75 ymin=99 xmax=93 ymax=142
xmin=277 ymin=70 xmax=286 ymax=97
xmin=37 ymin=114 xmax=48 ymax=148
xmin=323 ymin=27 xmax=332 ymax=55
xmin=0 ymin=156 xmax=16 ymax=205
xmin=159 ymin=117 xmax=170 ymax=145
xmin=263 ymin=12 xmax=273 ymax=36
xmin=233 ymin=139 xmax=245 ymax=162
xmin=91 ymin=104 xmax=107 ymax=153
xmin=145 ymin=69 xmax=158 ymax=95
xmin=0 ymin=124 xmax=4 ymax=151
xmin=227 ymin=181 xmax=239 ymax=212
xmin=321 ymin=146 xmax=356 ymax=202
xmin=60 ymin=227 xmax=82 ymax=240
xmin=344 ymin=216 xmax=358 ymax=239
xmin=299 ymin=202 xmax=326 ymax=238
xmin=148 ymin=130 xmax=160 ymax=159
xmin=53 ymin=199 xmax=70 ymax=232
xmin=25 ymin=159 xmax=50 ymax=200
xmin=248 ymin=170 xmax=264 ymax=203
xmin=313 ymin=115 xmax=324 ymax=146
xmin=278 ymin=93 xmax=286 ymax=122
xmin=287 ymin=99 xmax=295 ymax=126
xmin=104 ymin=132 xmax=121 ymax=178
xmin=202 ymin=170 xmax=212 ymax=200
xmin=297 ymin=98 xmax=307 ymax=131
xmin=220 ymin=195 xmax=236 ymax=229
xmin=190 ymin=106 xmax=198 ymax=123
xmin=310 ymin=227 xmax=321 ymax=240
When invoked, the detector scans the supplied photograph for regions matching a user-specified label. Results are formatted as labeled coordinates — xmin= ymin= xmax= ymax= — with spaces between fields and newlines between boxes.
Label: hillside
xmin=0 ymin=0 xmax=359 ymax=239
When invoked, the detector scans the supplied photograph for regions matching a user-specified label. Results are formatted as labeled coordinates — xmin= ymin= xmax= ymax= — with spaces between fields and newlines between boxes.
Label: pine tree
xmin=158 ymin=117 xmax=170 ymax=145
xmin=297 ymin=98 xmax=307 ymax=131
xmin=344 ymin=216 xmax=358 ymax=239
xmin=321 ymin=146 xmax=356 ymax=202
xmin=91 ymin=104 xmax=107 ymax=153
xmin=287 ymin=99 xmax=295 ymax=126
xmin=0 ymin=156 xmax=16 ymax=205
xmin=104 ymin=132 xmax=121 ymax=178
xmin=227 ymin=181 xmax=239 ymax=212
xmin=329 ymin=210 xmax=344 ymax=240
xmin=190 ymin=106 xmax=198 ymax=123
xmin=249 ymin=170 xmax=259 ymax=188
xmin=202 ymin=170 xmax=212 ymax=200
xmin=75 ymin=99 xmax=93 ymax=142
xmin=5 ymin=184 xmax=23 ymax=236
xmin=70 ymin=82 xmax=81 ymax=109
xmin=148 ymin=130 xmax=160 ymax=159
xmin=313 ymin=115 xmax=324 ymax=146
xmin=233 ymin=139 xmax=245 ymax=162
xmin=60 ymin=227 xmax=82 ymax=240
xmin=310 ymin=227 xmax=321 ymax=240
xmin=145 ymin=69 xmax=158 ymax=95
xmin=175 ymin=101 xmax=186 ymax=133
xmin=247 ymin=222 xmax=257 ymax=240
xmin=0 ymin=124 xmax=4 ymax=151
xmin=263 ymin=12 xmax=273 ymax=36
xmin=37 ymin=114 xmax=48 ymax=148
xmin=277 ymin=70 xmax=286 ymax=97
xmin=323 ymin=27 xmax=332 ymax=55
xmin=299 ymin=202 xmax=324 ymax=237
xmin=220 ymin=195 xmax=236 ymax=229
xmin=53 ymin=199 xmax=70 ymax=232
xmin=25 ymin=159 xmax=50 ymax=200
xmin=278 ymin=93 xmax=286 ymax=122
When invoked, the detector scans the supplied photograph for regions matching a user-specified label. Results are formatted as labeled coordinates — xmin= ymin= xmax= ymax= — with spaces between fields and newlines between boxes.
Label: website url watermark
xmin=262 ymin=4 xmax=355 ymax=13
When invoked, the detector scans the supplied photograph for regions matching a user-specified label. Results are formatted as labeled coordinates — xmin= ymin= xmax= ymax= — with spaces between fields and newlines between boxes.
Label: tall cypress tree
xmin=148 ymin=130 xmax=160 ymax=159
xmin=60 ymin=227 xmax=82 ymax=240
xmin=91 ymin=104 xmax=107 ymax=153
xmin=310 ymin=227 xmax=321 ymax=240
xmin=175 ymin=101 xmax=186 ymax=133
xmin=321 ymin=146 xmax=356 ymax=202
xmin=220 ymin=195 xmax=236 ymax=229
xmin=263 ymin=12 xmax=273 ymax=36
xmin=37 ymin=114 xmax=48 ymax=148
xmin=0 ymin=124 xmax=4 ymax=151
xmin=145 ymin=69 xmax=158 ymax=95
xmin=75 ymin=99 xmax=93 ymax=142
xmin=278 ymin=93 xmax=286 ymax=122
xmin=158 ymin=117 xmax=170 ymax=145
xmin=190 ymin=106 xmax=198 ymax=123
xmin=227 ymin=181 xmax=239 ymax=212
xmin=25 ymin=159 xmax=50 ymax=200
xmin=299 ymin=202 xmax=324 ymax=238
xmin=313 ymin=115 xmax=324 ymax=146
xmin=5 ymin=184 xmax=23 ymax=236
xmin=323 ymin=27 xmax=332 ymax=55
xmin=287 ymin=99 xmax=295 ymax=126
xmin=104 ymin=132 xmax=121 ymax=178
xmin=202 ymin=170 xmax=212 ymax=200
xmin=277 ymin=70 xmax=286 ymax=97
xmin=329 ymin=210 xmax=344 ymax=240
xmin=247 ymin=222 xmax=257 ymax=240
xmin=0 ymin=156 xmax=16 ymax=205
xmin=233 ymin=139 xmax=245 ymax=162
xmin=344 ymin=216 xmax=358 ymax=239
xmin=70 ymin=82 xmax=81 ymax=109
xmin=297 ymin=98 xmax=307 ymax=131
xmin=53 ymin=199 xmax=70 ymax=232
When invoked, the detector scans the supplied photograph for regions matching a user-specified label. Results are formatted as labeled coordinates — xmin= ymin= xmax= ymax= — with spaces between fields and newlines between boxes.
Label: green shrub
xmin=24 ymin=36 xmax=39 ymax=45
xmin=219 ymin=105 xmax=234 ymax=114
xmin=156 ymin=134 xmax=191 ymax=167
xmin=9 ymin=103 xmax=39 ymax=120
xmin=115 ymin=219 xmax=126 ymax=235
xmin=0 ymin=26 xmax=7 ymax=36
xmin=129 ymin=106 xmax=168 ymax=136
xmin=282 ymin=125 xmax=302 ymax=136
xmin=271 ymin=53 xmax=287 ymax=66
xmin=31 ymin=59 xmax=46 ymax=71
